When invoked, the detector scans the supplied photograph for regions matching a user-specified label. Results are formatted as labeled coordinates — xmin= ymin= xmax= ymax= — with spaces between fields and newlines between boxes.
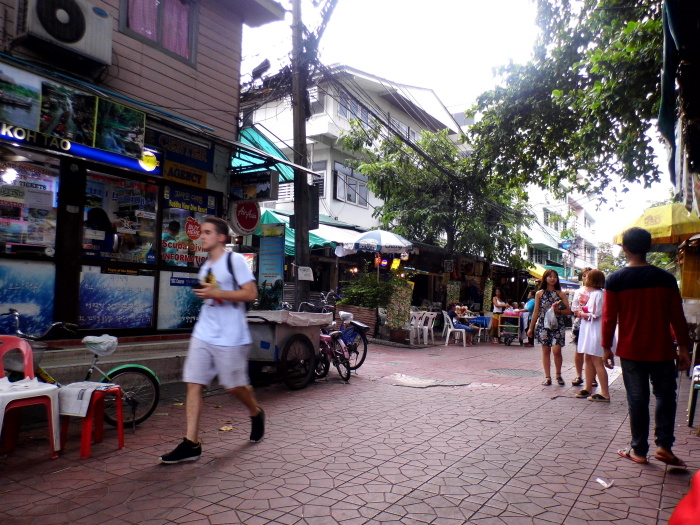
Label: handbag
xmin=544 ymin=307 xmax=557 ymax=329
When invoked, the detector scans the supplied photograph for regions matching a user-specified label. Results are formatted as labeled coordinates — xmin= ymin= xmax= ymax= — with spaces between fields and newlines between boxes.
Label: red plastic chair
xmin=60 ymin=384 xmax=124 ymax=459
xmin=0 ymin=336 xmax=60 ymax=459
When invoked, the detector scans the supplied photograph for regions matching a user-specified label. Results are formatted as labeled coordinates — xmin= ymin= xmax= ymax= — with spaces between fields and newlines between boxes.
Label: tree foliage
xmin=338 ymin=121 xmax=531 ymax=267
xmin=467 ymin=0 xmax=663 ymax=201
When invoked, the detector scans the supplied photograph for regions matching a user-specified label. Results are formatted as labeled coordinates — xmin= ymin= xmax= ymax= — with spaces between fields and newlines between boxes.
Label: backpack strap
xmin=227 ymin=251 xmax=241 ymax=291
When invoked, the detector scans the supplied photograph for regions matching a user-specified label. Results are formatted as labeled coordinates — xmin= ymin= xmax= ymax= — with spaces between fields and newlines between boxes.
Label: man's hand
xmin=677 ymin=345 xmax=691 ymax=372
xmin=603 ymin=348 xmax=615 ymax=369
xmin=194 ymin=282 xmax=219 ymax=301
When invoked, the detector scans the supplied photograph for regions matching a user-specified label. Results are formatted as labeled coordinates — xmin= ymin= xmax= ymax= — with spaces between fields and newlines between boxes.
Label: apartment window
xmin=338 ymin=92 xmax=371 ymax=126
xmin=334 ymin=162 xmax=367 ymax=207
xmin=585 ymin=245 xmax=596 ymax=265
xmin=121 ymin=0 xmax=197 ymax=63
xmin=278 ymin=161 xmax=326 ymax=202
xmin=543 ymin=210 xmax=560 ymax=231
xmin=390 ymin=117 xmax=409 ymax=138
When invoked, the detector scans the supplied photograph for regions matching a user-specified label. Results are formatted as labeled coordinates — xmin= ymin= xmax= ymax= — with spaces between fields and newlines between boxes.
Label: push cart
xmin=247 ymin=310 xmax=332 ymax=390
xmin=499 ymin=311 xmax=520 ymax=346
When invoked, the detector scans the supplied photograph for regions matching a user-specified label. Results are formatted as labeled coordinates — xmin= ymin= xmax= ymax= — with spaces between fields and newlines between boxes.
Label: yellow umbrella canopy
xmin=528 ymin=263 xmax=547 ymax=279
xmin=612 ymin=203 xmax=700 ymax=245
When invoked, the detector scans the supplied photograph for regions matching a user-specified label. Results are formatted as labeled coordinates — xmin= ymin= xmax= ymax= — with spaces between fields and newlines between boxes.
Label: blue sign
xmin=145 ymin=129 xmax=214 ymax=173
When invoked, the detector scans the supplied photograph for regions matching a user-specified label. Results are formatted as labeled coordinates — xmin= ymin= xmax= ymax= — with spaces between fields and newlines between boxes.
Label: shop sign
xmin=231 ymin=201 xmax=260 ymax=235
xmin=163 ymin=186 xmax=216 ymax=215
xmin=145 ymin=129 xmax=214 ymax=173
xmin=163 ymin=160 xmax=207 ymax=189
xmin=0 ymin=121 xmax=162 ymax=175
xmin=230 ymin=170 xmax=278 ymax=201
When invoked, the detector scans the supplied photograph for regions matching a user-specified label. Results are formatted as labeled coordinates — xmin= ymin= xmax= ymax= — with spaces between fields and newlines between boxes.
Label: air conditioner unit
xmin=15 ymin=0 xmax=113 ymax=66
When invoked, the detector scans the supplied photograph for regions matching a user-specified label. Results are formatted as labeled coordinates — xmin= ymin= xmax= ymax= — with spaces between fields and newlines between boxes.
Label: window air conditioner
xmin=15 ymin=0 xmax=113 ymax=66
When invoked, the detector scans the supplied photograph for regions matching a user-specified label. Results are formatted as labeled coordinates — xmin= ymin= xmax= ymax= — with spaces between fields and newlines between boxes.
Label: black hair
xmin=538 ymin=269 xmax=562 ymax=291
xmin=167 ymin=220 xmax=181 ymax=235
xmin=622 ymin=227 xmax=652 ymax=255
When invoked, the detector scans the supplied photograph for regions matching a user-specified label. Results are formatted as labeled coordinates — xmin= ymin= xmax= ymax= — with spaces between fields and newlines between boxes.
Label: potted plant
xmin=337 ymin=270 xmax=394 ymax=335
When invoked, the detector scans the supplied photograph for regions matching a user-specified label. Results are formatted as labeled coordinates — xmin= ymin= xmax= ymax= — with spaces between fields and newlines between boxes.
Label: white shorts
xmin=183 ymin=337 xmax=251 ymax=389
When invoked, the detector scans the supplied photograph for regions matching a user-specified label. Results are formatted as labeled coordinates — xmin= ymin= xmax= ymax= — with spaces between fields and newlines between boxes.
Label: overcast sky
xmin=243 ymin=0 xmax=675 ymax=244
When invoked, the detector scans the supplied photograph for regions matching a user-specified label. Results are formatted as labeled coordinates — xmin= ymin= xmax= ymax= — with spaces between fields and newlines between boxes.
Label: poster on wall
xmin=157 ymin=272 xmax=202 ymax=329
xmin=39 ymin=81 xmax=96 ymax=146
xmin=259 ymin=229 xmax=285 ymax=287
xmin=0 ymin=162 xmax=58 ymax=256
xmin=84 ymin=173 xmax=158 ymax=263
xmin=161 ymin=186 xmax=217 ymax=268
xmin=0 ymin=260 xmax=55 ymax=335
xmin=94 ymin=99 xmax=145 ymax=159
xmin=0 ymin=63 xmax=41 ymax=130
xmin=79 ymin=266 xmax=154 ymax=329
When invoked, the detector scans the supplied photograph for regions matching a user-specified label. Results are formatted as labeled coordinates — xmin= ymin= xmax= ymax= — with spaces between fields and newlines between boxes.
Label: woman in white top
xmin=489 ymin=288 xmax=508 ymax=343
xmin=574 ymin=269 xmax=610 ymax=402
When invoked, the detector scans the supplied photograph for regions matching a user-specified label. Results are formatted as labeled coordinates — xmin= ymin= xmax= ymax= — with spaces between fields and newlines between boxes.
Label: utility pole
xmin=292 ymin=0 xmax=310 ymax=306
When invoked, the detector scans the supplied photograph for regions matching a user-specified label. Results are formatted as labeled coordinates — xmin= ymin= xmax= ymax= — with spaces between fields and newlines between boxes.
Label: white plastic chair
xmin=409 ymin=311 xmax=427 ymax=344
xmin=420 ymin=312 xmax=438 ymax=344
xmin=0 ymin=336 xmax=60 ymax=459
xmin=441 ymin=311 xmax=466 ymax=347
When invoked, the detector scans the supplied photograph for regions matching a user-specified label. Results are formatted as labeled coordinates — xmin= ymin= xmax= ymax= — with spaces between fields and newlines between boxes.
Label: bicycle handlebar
xmin=1 ymin=309 xmax=78 ymax=340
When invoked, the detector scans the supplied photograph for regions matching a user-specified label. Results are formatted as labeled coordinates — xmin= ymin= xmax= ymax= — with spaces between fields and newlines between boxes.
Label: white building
xmin=525 ymin=186 xmax=599 ymax=280
xmin=244 ymin=65 xmax=462 ymax=229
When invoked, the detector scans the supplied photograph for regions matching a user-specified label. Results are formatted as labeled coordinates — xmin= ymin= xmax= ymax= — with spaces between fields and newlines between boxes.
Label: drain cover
xmin=488 ymin=369 xmax=542 ymax=377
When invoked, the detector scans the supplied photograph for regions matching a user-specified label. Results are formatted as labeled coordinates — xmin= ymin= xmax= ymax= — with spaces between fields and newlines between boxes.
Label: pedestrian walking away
xmin=602 ymin=227 xmax=690 ymax=467
xmin=527 ymin=269 xmax=571 ymax=386
xmin=160 ymin=217 xmax=264 ymax=464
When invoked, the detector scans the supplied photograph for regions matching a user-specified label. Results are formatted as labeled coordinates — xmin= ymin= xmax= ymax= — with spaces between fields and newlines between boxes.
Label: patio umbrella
xmin=612 ymin=203 xmax=700 ymax=246
xmin=342 ymin=230 xmax=413 ymax=254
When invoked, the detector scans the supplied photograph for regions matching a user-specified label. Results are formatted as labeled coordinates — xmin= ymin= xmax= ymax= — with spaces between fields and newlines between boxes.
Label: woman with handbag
xmin=527 ymin=269 xmax=571 ymax=385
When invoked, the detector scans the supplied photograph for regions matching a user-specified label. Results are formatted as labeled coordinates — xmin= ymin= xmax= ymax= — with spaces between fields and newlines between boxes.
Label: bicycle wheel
xmin=314 ymin=345 xmax=331 ymax=379
xmin=103 ymin=366 xmax=160 ymax=426
xmin=333 ymin=341 xmax=351 ymax=382
xmin=346 ymin=330 xmax=368 ymax=370
xmin=280 ymin=333 xmax=314 ymax=390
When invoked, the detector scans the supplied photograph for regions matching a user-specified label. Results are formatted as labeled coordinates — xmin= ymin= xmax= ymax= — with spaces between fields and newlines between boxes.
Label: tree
xmin=467 ymin=0 xmax=663 ymax=200
xmin=338 ymin=121 xmax=531 ymax=267
xmin=597 ymin=242 xmax=627 ymax=275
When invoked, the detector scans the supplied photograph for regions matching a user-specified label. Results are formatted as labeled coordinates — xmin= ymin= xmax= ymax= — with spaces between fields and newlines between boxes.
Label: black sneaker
xmin=160 ymin=438 xmax=201 ymax=464
xmin=250 ymin=408 xmax=265 ymax=442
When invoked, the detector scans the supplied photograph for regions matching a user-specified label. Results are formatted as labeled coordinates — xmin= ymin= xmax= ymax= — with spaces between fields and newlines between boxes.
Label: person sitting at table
xmin=448 ymin=303 xmax=476 ymax=346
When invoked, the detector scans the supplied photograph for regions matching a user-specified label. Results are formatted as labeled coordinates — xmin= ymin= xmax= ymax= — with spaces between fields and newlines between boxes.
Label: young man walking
xmin=602 ymin=227 xmax=690 ymax=466
xmin=160 ymin=217 xmax=263 ymax=463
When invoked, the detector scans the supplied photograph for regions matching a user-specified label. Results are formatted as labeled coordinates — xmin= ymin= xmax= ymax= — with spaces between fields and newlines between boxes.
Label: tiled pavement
xmin=1 ymin=336 xmax=698 ymax=524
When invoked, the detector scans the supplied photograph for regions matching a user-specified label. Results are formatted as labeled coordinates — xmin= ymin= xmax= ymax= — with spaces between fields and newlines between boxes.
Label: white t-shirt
xmin=192 ymin=252 xmax=256 ymax=347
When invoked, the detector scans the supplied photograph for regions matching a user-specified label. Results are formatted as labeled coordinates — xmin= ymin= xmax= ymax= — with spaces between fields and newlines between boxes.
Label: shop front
xmin=0 ymin=61 xmax=233 ymax=336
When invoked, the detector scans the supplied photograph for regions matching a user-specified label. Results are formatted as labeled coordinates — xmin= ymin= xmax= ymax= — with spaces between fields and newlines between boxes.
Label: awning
xmin=528 ymin=263 xmax=547 ymax=279
xmin=231 ymin=125 xmax=296 ymax=183
xmin=560 ymin=279 xmax=579 ymax=290
xmin=255 ymin=209 xmax=363 ymax=255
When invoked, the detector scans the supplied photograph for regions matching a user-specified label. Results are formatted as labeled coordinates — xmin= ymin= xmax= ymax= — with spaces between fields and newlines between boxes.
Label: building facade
xmin=0 ymin=0 xmax=284 ymax=335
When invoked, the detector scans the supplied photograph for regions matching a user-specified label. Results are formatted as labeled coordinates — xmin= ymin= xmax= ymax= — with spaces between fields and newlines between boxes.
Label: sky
xmin=242 ymin=0 xmax=675 ymax=244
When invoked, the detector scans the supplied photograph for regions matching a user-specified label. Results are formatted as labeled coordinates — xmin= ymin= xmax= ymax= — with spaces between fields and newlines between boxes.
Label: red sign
xmin=185 ymin=217 xmax=201 ymax=240
xmin=232 ymin=201 xmax=260 ymax=235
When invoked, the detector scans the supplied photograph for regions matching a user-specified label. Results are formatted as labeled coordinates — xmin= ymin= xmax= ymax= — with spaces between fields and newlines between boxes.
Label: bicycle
xmin=314 ymin=331 xmax=351 ymax=382
xmin=336 ymin=310 xmax=369 ymax=370
xmin=297 ymin=291 xmax=338 ymax=313
xmin=1 ymin=308 xmax=160 ymax=428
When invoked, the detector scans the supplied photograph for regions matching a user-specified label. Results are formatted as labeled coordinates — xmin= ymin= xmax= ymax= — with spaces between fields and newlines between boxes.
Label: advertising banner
xmin=79 ymin=266 xmax=154 ymax=328
xmin=259 ymin=224 xmax=284 ymax=286
xmin=157 ymin=271 xmax=202 ymax=329
xmin=0 ymin=260 xmax=55 ymax=336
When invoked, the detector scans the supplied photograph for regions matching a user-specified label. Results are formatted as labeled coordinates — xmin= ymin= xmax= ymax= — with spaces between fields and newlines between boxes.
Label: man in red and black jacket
xmin=602 ymin=227 xmax=691 ymax=466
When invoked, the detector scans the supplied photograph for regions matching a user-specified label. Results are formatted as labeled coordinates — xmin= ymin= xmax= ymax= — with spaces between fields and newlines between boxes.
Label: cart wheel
xmin=505 ymin=337 xmax=513 ymax=346
xmin=280 ymin=333 xmax=315 ymax=390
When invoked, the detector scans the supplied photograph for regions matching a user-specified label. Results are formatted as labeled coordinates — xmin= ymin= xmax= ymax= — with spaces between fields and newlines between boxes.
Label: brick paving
xmin=1 ymin=337 xmax=698 ymax=524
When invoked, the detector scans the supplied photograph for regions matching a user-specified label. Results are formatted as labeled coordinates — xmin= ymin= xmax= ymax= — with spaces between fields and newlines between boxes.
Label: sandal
xmin=654 ymin=449 xmax=687 ymax=467
xmin=575 ymin=389 xmax=591 ymax=398
xmin=618 ymin=448 xmax=648 ymax=464
xmin=588 ymin=394 xmax=610 ymax=402
xmin=571 ymin=377 xmax=583 ymax=386
xmin=542 ymin=377 xmax=552 ymax=386
xmin=592 ymin=379 xmax=598 ymax=388
xmin=556 ymin=376 xmax=565 ymax=386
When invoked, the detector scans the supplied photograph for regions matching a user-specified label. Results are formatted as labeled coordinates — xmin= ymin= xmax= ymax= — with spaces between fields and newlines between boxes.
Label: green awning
xmin=231 ymin=126 xmax=295 ymax=183
xmin=256 ymin=210 xmax=334 ymax=255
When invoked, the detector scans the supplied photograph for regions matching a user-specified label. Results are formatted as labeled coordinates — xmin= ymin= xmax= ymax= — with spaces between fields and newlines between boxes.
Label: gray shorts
xmin=183 ymin=337 xmax=251 ymax=389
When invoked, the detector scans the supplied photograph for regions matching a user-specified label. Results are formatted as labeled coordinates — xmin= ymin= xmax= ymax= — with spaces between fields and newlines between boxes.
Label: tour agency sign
xmin=145 ymin=129 xmax=214 ymax=189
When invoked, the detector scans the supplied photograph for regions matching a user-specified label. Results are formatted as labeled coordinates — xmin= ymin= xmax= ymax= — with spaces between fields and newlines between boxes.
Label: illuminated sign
xmin=0 ymin=122 xmax=162 ymax=175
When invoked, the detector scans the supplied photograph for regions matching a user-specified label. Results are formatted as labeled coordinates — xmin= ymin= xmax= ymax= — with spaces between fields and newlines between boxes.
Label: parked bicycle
xmin=297 ymin=291 xmax=338 ymax=313
xmin=336 ymin=310 xmax=369 ymax=370
xmin=1 ymin=308 xmax=160 ymax=428
xmin=314 ymin=331 xmax=351 ymax=382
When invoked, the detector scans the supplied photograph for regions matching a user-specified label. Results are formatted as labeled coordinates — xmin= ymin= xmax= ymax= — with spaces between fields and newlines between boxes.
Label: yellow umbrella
xmin=612 ymin=203 xmax=700 ymax=245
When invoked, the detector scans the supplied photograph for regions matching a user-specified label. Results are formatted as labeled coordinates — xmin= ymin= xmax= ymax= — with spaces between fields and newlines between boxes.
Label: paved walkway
xmin=1 ymin=337 xmax=698 ymax=524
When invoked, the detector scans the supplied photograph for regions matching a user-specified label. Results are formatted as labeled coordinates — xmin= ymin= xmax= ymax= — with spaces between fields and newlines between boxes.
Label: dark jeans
xmin=620 ymin=358 xmax=678 ymax=455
